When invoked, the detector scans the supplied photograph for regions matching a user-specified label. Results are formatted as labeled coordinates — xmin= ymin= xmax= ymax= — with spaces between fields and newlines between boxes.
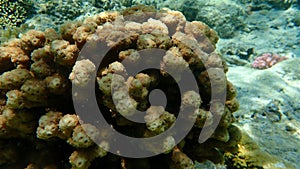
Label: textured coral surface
xmin=252 ymin=53 xmax=288 ymax=69
xmin=0 ymin=6 xmax=244 ymax=169
xmin=0 ymin=0 xmax=34 ymax=28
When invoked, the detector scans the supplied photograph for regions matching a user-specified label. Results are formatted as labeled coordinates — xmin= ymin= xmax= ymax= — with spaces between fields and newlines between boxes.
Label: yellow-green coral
xmin=0 ymin=0 xmax=34 ymax=28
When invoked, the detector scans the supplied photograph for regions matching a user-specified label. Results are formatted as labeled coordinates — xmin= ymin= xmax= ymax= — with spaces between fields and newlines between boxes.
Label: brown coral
xmin=50 ymin=40 xmax=79 ymax=66
xmin=0 ymin=6 xmax=243 ymax=169
xmin=20 ymin=30 xmax=46 ymax=53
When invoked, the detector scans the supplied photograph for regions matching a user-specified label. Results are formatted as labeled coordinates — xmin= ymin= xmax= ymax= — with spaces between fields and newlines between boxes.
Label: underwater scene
xmin=0 ymin=0 xmax=300 ymax=169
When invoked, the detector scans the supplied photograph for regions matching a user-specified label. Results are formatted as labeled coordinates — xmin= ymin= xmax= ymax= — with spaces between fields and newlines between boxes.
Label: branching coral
xmin=0 ymin=0 xmax=35 ymax=28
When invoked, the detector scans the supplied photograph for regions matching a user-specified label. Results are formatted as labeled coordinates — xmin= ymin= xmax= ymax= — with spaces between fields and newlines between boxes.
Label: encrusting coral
xmin=0 ymin=5 xmax=250 ymax=169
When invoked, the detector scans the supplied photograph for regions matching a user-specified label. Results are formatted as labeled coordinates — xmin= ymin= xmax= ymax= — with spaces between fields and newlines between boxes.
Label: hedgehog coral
xmin=0 ymin=5 xmax=243 ymax=169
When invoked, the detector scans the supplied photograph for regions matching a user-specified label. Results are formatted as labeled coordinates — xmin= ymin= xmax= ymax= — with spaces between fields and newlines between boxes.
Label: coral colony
xmin=0 ymin=6 xmax=241 ymax=169
xmin=252 ymin=53 xmax=288 ymax=69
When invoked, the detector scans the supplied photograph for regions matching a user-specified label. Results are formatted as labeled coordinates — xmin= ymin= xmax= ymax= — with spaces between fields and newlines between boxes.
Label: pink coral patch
xmin=252 ymin=53 xmax=288 ymax=69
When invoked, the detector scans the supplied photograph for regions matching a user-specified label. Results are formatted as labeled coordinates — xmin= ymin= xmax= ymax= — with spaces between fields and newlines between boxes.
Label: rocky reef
xmin=227 ymin=58 xmax=300 ymax=169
